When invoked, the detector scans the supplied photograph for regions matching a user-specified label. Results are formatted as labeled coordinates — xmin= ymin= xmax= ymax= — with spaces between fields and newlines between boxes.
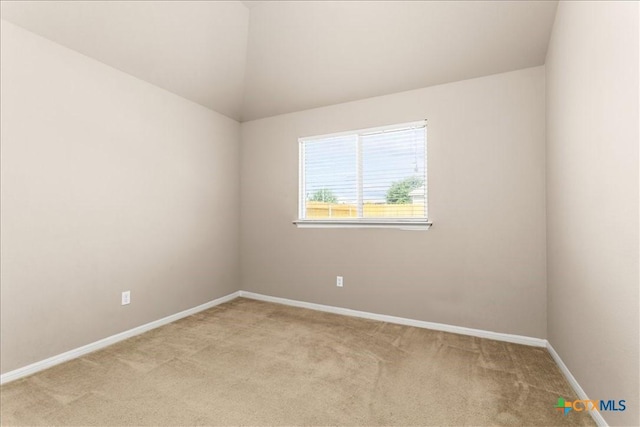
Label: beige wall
xmin=241 ymin=67 xmax=547 ymax=338
xmin=545 ymin=2 xmax=639 ymax=426
xmin=0 ymin=21 xmax=241 ymax=374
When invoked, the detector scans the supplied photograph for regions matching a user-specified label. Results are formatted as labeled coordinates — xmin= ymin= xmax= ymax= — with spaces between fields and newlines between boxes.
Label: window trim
xmin=296 ymin=120 xmax=431 ymax=230
xmin=293 ymin=219 xmax=433 ymax=230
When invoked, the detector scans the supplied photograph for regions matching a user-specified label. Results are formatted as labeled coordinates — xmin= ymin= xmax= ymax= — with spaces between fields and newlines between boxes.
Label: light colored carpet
xmin=1 ymin=297 xmax=595 ymax=426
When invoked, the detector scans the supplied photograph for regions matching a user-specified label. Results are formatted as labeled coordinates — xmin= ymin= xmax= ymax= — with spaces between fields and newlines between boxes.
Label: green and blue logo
xmin=554 ymin=397 xmax=573 ymax=415
xmin=555 ymin=397 xmax=626 ymax=415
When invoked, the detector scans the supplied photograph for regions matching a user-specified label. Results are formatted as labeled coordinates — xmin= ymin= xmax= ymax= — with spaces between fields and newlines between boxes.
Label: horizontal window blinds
xmin=300 ymin=121 xmax=427 ymax=221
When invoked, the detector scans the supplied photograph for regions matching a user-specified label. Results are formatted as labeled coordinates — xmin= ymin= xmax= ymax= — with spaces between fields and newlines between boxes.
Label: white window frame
xmin=295 ymin=120 xmax=432 ymax=230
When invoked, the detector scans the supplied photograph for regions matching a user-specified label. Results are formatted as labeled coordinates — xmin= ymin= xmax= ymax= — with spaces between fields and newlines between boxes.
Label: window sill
xmin=293 ymin=219 xmax=432 ymax=230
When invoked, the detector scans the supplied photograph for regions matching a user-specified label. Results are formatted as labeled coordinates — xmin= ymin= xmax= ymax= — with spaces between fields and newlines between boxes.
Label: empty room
xmin=0 ymin=1 xmax=638 ymax=426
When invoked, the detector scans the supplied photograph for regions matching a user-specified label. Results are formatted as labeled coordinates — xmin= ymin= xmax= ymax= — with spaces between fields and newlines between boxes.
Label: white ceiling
xmin=0 ymin=1 xmax=250 ymax=119
xmin=0 ymin=1 xmax=558 ymax=122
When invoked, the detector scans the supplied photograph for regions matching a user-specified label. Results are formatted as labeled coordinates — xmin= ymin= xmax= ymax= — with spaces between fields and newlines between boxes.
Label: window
xmin=296 ymin=120 xmax=431 ymax=229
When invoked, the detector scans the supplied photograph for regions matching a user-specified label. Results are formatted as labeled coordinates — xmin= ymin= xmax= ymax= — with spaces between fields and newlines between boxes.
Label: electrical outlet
xmin=336 ymin=276 xmax=343 ymax=287
xmin=121 ymin=291 xmax=131 ymax=305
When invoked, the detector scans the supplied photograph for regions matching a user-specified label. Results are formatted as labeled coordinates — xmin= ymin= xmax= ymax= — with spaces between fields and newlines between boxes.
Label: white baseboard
xmin=0 ymin=291 xmax=241 ymax=385
xmin=238 ymin=291 xmax=547 ymax=347
xmin=3 ymin=287 xmax=599 ymax=427
xmin=546 ymin=342 xmax=608 ymax=427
